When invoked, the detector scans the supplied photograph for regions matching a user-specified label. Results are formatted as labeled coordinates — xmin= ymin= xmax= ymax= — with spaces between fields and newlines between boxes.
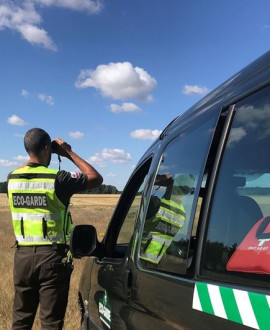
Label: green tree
xmin=0 ymin=181 xmax=7 ymax=193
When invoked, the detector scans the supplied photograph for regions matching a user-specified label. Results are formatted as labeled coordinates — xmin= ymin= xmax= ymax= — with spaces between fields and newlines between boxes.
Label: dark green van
xmin=71 ymin=51 xmax=270 ymax=330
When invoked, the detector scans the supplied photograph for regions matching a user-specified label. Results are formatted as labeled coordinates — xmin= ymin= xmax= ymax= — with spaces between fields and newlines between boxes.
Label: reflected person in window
xmin=140 ymin=173 xmax=195 ymax=265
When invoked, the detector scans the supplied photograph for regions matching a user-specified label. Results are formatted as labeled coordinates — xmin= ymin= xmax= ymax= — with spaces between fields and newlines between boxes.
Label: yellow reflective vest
xmin=140 ymin=198 xmax=185 ymax=264
xmin=8 ymin=165 xmax=72 ymax=246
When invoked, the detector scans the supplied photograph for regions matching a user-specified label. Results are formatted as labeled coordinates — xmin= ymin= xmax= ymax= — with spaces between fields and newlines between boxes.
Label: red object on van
xmin=227 ymin=216 xmax=270 ymax=274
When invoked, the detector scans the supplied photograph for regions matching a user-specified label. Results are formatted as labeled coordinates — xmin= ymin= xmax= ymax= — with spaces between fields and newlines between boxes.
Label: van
xmin=70 ymin=51 xmax=270 ymax=330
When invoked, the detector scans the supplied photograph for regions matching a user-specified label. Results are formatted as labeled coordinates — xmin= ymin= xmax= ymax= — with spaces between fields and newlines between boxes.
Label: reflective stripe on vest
xmin=8 ymin=165 xmax=72 ymax=246
xmin=140 ymin=235 xmax=172 ymax=263
xmin=8 ymin=182 xmax=55 ymax=190
xmin=11 ymin=212 xmax=61 ymax=221
xmin=15 ymin=234 xmax=64 ymax=243
xmin=140 ymin=198 xmax=185 ymax=264
xmin=157 ymin=208 xmax=185 ymax=227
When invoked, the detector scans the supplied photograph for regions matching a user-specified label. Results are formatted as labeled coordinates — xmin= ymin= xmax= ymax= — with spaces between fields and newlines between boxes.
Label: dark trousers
xmin=12 ymin=245 xmax=73 ymax=330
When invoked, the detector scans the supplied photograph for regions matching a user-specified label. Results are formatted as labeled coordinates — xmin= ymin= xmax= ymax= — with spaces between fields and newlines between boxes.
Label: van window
xmin=201 ymin=86 xmax=270 ymax=288
xmin=106 ymin=157 xmax=151 ymax=257
xmin=139 ymin=113 xmax=217 ymax=275
xmin=117 ymin=168 xmax=150 ymax=245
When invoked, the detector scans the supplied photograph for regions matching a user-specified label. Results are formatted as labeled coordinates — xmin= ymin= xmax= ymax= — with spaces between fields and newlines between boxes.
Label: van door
xmin=85 ymin=157 xmax=153 ymax=329
xmin=199 ymin=86 xmax=270 ymax=329
xmin=128 ymin=109 xmax=220 ymax=329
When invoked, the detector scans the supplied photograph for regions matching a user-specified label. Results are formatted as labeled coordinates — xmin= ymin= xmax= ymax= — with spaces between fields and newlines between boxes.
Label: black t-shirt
xmin=55 ymin=169 xmax=87 ymax=206
xmin=8 ymin=163 xmax=88 ymax=207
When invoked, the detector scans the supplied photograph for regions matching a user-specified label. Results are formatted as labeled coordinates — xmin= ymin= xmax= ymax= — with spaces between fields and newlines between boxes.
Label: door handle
xmin=124 ymin=270 xmax=132 ymax=296
xmin=94 ymin=257 xmax=103 ymax=265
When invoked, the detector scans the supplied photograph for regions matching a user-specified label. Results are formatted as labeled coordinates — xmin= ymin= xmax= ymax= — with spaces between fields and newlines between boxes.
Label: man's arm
xmin=52 ymin=138 xmax=103 ymax=189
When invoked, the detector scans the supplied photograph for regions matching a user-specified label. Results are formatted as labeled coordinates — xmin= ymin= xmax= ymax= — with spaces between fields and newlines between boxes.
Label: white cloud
xmin=182 ymin=84 xmax=209 ymax=96
xmin=14 ymin=133 xmax=25 ymax=138
xmin=18 ymin=24 xmax=57 ymax=51
xmin=89 ymin=148 xmax=131 ymax=167
xmin=237 ymin=105 xmax=270 ymax=127
xmin=13 ymin=155 xmax=29 ymax=162
xmin=0 ymin=2 xmax=40 ymax=28
xmin=227 ymin=127 xmax=247 ymax=148
xmin=38 ymin=93 xmax=54 ymax=106
xmin=36 ymin=0 xmax=103 ymax=13
xmin=69 ymin=131 xmax=84 ymax=139
xmin=0 ymin=0 xmax=103 ymax=50
xmin=88 ymin=153 xmax=107 ymax=167
xmin=130 ymin=129 xmax=162 ymax=141
xmin=233 ymin=104 xmax=270 ymax=139
xmin=0 ymin=159 xmax=18 ymax=167
xmin=0 ymin=1 xmax=57 ymax=51
xmin=21 ymin=89 xmax=30 ymax=97
xmin=75 ymin=62 xmax=157 ymax=101
xmin=107 ymin=172 xmax=116 ymax=177
xmin=101 ymin=148 xmax=131 ymax=163
xmin=7 ymin=114 xmax=27 ymax=126
xmin=109 ymin=102 xmax=142 ymax=113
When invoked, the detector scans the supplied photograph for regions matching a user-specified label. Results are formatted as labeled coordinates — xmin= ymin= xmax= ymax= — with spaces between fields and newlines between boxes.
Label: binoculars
xmin=51 ymin=141 xmax=59 ymax=153
xmin=51 ymin=141 xmax=71 ymax=154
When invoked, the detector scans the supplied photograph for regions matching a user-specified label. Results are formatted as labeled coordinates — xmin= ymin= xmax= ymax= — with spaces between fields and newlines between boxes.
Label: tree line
xmin=0 ymin=182 xmax=7 ymax=193
xmin=0 ymin=181 xmax=120 ymax=194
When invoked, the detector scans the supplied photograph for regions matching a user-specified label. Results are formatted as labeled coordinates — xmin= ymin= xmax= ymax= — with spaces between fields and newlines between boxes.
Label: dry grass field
xmin=0 ymin=193 xmax=119 ymax=330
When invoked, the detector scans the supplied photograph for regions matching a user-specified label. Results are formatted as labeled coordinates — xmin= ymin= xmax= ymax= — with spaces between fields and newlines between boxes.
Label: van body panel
xmin=128 ymin=266 xmax=252 ymax=330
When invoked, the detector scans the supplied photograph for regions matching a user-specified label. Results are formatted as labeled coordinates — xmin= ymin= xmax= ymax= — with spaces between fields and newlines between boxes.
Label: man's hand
xmin=51 ymin=138 xmax=103 ymax=189
xmin=51 ymin=138 xmax=72 ymax=158
xmin=155 ymin=173 xmax=173 ymax=186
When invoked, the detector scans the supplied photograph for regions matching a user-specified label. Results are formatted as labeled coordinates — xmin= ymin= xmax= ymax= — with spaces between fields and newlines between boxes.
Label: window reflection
xmin=139 ymin=114 xmax=216 ymax=275
xmin=202 ymin=88 xmax=270 ymax=287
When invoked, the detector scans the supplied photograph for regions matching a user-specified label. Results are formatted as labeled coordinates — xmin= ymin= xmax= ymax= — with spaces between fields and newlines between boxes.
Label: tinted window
xmin=116 ymin=159 xmax=151 ymax=245
xmin=139 ymin=113 xmax=217 ymax=275
xmin=202 ymin=87 xmax=270 ymax=288
xmin=117 ymin=175 xmax=149 ymax=244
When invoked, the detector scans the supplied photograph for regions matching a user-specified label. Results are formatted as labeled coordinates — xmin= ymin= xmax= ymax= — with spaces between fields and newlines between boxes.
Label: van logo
xmin=98 ymin=291 xmax=111 ymax=328
xmin=258 ymin=238 xmax=270 ymax=247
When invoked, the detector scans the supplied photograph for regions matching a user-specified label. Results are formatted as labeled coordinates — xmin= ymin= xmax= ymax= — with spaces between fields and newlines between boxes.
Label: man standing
xmin=7 ymin=128 xmax=103 ymax=329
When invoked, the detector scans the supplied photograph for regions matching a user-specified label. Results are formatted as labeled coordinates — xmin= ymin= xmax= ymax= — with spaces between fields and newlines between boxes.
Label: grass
xmin=0 ymin=194 xmax=119 ymax=329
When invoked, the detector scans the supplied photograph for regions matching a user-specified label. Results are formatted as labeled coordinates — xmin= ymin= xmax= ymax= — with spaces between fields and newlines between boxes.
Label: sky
xmin=1 ymin=0 xmax=270 ymax=190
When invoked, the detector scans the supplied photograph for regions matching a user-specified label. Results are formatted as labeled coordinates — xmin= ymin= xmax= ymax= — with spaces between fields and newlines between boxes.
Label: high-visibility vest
xmin=140 ymin=198 xmax=185 ymax=264
xmin=8 ymin=165 xmax=72 ymax=246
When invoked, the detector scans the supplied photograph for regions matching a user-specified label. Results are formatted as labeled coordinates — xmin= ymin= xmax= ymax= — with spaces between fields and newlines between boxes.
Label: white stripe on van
xmin=233 ymin=289 xmax=259 ymax=329
xmin=208 ymin=284 xmax=227 ymax=319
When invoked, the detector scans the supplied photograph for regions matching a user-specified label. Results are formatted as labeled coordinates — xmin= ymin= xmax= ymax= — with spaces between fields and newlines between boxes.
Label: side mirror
xmin=70 ymin=225 xmax=97 ymax=258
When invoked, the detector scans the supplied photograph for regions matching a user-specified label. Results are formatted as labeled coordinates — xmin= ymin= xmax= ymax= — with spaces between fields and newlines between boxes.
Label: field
xmin=0 ymin=193 xmax=119 ymax=330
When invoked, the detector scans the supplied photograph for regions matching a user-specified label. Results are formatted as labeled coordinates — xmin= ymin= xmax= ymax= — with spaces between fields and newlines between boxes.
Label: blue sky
xmin=0 ymin=0 xmax=270 ymax=190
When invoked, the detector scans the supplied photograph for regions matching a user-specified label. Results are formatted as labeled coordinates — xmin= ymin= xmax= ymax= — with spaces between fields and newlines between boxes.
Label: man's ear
xmin=44 ymin=143 xmax=51 ymax=151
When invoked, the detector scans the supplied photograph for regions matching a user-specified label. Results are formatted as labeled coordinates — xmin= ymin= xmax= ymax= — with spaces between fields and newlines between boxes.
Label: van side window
xmin=113 ymin=158 xmax=152 ymax=249
xmin=201 ymin=87 xmax=270 ymax=288
xmin=117 ymin=167 xmax=150 ymax=245
xmin=139 ymin=114 xmax=217 ymax=275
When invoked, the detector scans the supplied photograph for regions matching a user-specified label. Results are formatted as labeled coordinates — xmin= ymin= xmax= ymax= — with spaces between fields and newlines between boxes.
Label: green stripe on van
xmin=219 ymin=285 xmax=242 ymax=324
xmin=193 ymin=282 xmax=270 ymax=329
xmin=248 ymin=292 xmax=270 ymax=330
xmin=196 ymin=282 xmax=214 ymax=315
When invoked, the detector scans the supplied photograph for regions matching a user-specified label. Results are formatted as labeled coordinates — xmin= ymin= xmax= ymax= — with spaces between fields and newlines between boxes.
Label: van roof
xmin=168 ymin=50 xmax=270 ymax=132
xmin=139 ymin=51 xmax=270 ymax=163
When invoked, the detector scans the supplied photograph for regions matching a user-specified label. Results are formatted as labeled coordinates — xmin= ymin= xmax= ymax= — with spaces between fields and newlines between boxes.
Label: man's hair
xmin=24 ymin=128 xmax=51 ymax=154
